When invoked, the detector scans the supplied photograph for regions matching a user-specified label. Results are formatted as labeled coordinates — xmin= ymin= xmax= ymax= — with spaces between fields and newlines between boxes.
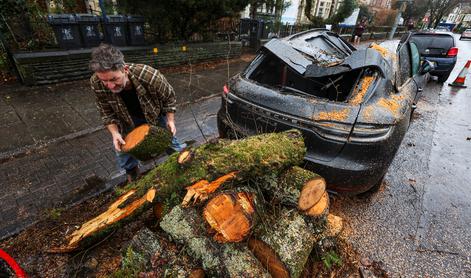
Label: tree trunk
xmin=53 ymin=130 xmax=305 ymax=252
xmin=248 ymin=238 xmax=290 ymax=278
xmin=253 ymin=208 xmax=319 ymax=278
xmin=256 ymin=166 xmax=326 ymax=211
xmin=122 ymin=124 xmax=172 ymax=161
xmin=160 ymin=205 xmax=271 ymax=277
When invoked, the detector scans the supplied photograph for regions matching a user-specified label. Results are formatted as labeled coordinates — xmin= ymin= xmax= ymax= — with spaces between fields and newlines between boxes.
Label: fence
xmin=273 ymin=22 xmax=407 ymax=39
xmin=0 ymin=14 xmax=242 ymax=52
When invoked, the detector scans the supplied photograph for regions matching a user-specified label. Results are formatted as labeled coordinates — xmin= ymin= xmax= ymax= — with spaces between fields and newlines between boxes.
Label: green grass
xmin=321 ymin=250 xmax=342 ymax=269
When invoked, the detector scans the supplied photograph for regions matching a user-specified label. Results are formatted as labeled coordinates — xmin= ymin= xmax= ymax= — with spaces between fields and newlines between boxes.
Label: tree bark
xmin=256 ymin=166 xmax=326 ymax=211
xmin=253 ymin=208 xmax=318 ymax=278
xmin=160 ymin=205 xmax=271 ymax=277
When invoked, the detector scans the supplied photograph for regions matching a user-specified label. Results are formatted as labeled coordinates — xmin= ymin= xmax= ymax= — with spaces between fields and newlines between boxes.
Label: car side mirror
xmin=419 ymin=60 xmax=434 ymax=75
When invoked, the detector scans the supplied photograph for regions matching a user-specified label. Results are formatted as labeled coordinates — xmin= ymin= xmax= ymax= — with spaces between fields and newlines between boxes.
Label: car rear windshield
xmin=246 ymin=51 xmax=363 ymax=102
xmin=410 ymin=34 xmax=454 ymax=56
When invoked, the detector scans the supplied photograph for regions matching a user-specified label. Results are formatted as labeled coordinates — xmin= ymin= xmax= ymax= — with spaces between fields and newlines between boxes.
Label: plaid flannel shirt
xmin=90 ymin=63 xmax=176 ymax=133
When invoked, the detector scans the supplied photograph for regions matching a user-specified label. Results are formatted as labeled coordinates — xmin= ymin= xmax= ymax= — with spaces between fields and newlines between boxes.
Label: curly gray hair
xmin=89 ymin=43 xmax=125 ymax=72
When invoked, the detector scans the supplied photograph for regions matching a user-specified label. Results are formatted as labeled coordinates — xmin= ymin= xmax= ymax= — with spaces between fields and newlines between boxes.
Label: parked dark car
xmin=460 ymin=28 xmax=471 ymax=40
xmin=410 ymin=31 xmax=458 ymax=82
xmin=217 ymin=30 xmax=432 ymax=194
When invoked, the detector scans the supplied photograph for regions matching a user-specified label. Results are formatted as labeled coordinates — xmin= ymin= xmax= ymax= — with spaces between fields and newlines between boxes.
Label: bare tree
xmin=427 ymin=0 xmax=471 ymax=28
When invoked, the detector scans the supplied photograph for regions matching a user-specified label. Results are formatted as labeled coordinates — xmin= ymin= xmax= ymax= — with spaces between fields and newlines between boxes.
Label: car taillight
xmin=447 ymin=47 xmax=458 ymax=57
xmin=223 ymin=84 xmax=229 ymax=95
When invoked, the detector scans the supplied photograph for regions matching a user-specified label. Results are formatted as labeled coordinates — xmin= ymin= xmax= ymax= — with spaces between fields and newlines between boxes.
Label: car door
xmin=409 ymin=41 xmax=427 ymax=104
xmin=396 ymin=33 xmax=419 ymax=104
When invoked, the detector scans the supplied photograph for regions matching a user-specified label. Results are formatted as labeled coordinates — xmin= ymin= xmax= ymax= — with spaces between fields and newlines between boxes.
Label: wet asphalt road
xmin=331 ymin=36 xmax=471 ymax=276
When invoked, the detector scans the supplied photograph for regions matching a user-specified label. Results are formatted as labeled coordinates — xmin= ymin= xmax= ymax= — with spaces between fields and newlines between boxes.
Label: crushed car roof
xmin=262 ymin=29 xmax=391 ymax=78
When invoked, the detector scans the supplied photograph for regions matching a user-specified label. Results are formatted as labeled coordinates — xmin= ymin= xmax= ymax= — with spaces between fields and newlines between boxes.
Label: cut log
xmin=116 ymin=227 xmax=205 ymax=277
xmin=253 ymin=208 xmax=318 ymax=278
xmin=248 ymin=238 xmax=290 ymax=278
xmin=160 ymin=205 xmax=270 ymax=277
xmin=177 ymin=149 xmax=194 ymax=166
xmin=54 ymin=130 xmax=305 ymax=252
xmin=256 ymin=166 xmax=325 ymax=211
xmin=122 ymin=124 xmax=172 ymax=161
xmin=119 ymin=227 xmax=162 ymax=275
xmin=304 ymin=191 xmax=329 ymax=219
xmin=298 ymin=177 xmax=326 ymax=211
xmin=203 ymin=192 xmax=255 ymax=243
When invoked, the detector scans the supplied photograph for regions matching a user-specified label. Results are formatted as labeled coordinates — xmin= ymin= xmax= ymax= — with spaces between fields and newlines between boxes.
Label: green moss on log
xmin=256 ymin=166 xmax=322 ymax=208
xmin=254 ymin=208 xmax=317 ymax=278
xmin=160 ymin=205 xmax=270 ymax=277
xmin=117 ymin=130 xmax=306 ymax=198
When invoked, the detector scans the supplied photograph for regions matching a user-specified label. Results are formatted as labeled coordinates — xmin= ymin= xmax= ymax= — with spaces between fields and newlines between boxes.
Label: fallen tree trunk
xmin=248 ymin=238 xmax=290 ymax=278
xmin=256 ymin=166 xmax=326 ymax=211
xmin=160 ymin=205 xmax=271 ymax=277
xmin=253 ymin=208 xmax=319 ymax=278
xmin=122 ymin=124 xmax=172 ymax=161
xmin=53 ymin=130 xmax=305 ymax=252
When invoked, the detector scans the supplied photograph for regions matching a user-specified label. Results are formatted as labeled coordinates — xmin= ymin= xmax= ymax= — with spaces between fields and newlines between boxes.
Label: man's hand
xmin=167 ymin=121 xmax=176 ymax=135
xmin=106 ymin=124 xmax=125 ymax=151
xmin=166 ymin=112 xmax=177 ymax=135
xmin=112 ymin=132 xmax=126 ymax=151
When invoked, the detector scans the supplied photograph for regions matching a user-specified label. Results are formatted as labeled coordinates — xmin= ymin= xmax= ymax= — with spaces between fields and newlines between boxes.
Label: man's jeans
xmin=115 ymin=115 xmax=186 ymax=173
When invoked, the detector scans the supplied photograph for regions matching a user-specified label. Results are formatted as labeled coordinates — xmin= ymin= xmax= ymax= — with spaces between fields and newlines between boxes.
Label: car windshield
xmin=410 ymin=34 xmax=453 ymax=56
xmin=466 ymin=29 xmax=471 ymax=32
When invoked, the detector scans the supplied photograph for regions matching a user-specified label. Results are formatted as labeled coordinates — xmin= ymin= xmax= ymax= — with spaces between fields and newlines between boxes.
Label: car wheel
xmin=437 ymin=72 xmax=451 ymax=83
xmin=460 ymin=36 xmax=462 ymax=40
xmin=357 ymin=174 xmax=385 ymax=197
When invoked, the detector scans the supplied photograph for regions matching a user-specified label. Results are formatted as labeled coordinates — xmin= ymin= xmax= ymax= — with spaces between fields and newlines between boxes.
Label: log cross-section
xmin=203 ymin=192 xmax=255 ymax=243
xmin=122 ymin=124 xmax=172 ymax=161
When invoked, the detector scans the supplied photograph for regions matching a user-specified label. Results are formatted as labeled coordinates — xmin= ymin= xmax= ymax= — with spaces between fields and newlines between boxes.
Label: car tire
xmin=357 ymin=175 xmax=385 ymax=198
xmin=437 ymin=72 xmax=451 ymax=83
xmin=460 ymin=36 xmax=462 ymax=40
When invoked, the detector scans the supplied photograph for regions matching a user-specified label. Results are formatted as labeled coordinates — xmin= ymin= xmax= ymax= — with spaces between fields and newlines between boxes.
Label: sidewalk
xmin=0 ymin=58 xmax=250 ymax=240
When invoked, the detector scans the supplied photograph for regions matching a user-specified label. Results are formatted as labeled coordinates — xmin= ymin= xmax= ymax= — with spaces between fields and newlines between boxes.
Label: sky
xmin=281 ymin=0 xmax=300 ymax=23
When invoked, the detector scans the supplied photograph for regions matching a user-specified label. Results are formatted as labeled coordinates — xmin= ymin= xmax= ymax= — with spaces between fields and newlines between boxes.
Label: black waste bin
xmin=47 ymin=14 xmax=82 ymax=49
xmin=103 ymin=15 xmax=127 ymax=46
xmin=127 ymin=15 xmax=145 ymax=46
xmin=75 ymin=14 xmax=101 ymax=48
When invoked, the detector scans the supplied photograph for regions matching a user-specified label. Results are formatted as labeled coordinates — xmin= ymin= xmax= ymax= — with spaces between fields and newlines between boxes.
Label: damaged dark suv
xmin=217 ymin=30 xmax=432 ymax=194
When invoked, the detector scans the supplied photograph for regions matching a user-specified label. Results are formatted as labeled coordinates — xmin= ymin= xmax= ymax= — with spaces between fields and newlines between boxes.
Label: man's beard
xmin=110 ymin=79 xmax=128 ymax=93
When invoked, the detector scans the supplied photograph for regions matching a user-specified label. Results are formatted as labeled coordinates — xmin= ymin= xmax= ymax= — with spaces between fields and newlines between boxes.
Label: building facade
xmin=296 ymin=0 xmax=342 ymax=23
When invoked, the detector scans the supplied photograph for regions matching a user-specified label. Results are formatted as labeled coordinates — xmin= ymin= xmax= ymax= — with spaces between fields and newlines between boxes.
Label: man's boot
xmin=126 ymin=166 xmax=140 ymax=183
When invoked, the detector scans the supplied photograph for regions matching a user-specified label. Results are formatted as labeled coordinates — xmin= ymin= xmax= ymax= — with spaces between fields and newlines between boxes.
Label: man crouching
xmin=89 ymin=43 xmax=186 ymax=183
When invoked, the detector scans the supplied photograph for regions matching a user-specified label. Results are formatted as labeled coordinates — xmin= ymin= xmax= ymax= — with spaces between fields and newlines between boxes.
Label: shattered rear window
xmin=287 ymin=32 xmax=353 ymax=66
xmin=247 ymin=52 xmax=364 ymax=102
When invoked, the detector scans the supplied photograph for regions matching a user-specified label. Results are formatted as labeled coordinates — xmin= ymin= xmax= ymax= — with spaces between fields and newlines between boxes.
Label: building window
xmin=320 ymin=2 xmax=324 ymax=6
